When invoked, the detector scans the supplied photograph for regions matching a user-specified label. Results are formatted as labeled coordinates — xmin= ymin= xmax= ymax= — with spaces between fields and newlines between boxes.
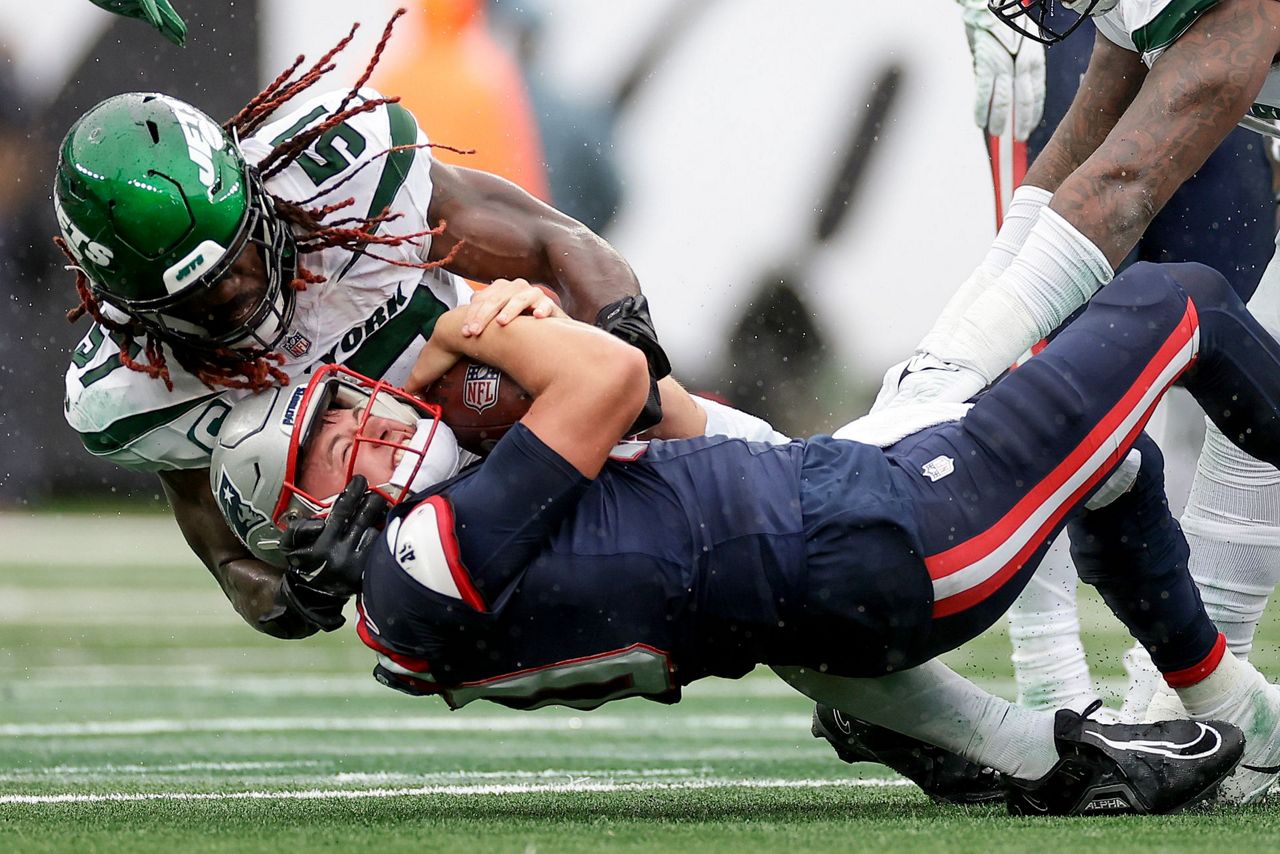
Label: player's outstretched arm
xmin=426 ymin=160 xmax=639 ymax=323
xmin=1022 ymin=30 xmax=1146 ymax=198
xmin=407 ymin=305 xmax=649 ymax=477
xmin=1049 ymin=0 xmax=1280 ymax=266
xmin=158 ymin=469 xmax=319 ymax=640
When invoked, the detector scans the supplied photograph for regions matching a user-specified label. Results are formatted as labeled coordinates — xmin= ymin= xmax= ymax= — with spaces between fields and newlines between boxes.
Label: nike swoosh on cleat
xmin=1083 ymin=723 xmax=1223 ymax=760
xmin=1241 ymin=762 xmax=1280 ymax=774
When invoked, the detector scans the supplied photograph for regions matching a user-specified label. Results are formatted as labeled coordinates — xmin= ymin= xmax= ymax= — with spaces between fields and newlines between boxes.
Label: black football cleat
xmin=1003 ymin=700 xmax=1245 ymax=816
xmin=811 ymin=703 xmax=1003 ymax=805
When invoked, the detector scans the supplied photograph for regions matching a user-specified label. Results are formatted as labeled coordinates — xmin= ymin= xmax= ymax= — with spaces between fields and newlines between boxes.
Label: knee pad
xmin=1160 ymin=262 xmax=1234 ymax=310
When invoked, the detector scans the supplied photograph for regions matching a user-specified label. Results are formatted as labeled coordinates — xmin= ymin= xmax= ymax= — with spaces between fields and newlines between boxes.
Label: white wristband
xmin=933 ymin=207 xmax=1113 ymax=380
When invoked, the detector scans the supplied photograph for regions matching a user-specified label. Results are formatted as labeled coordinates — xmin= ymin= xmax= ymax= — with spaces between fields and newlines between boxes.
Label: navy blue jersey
xmin=356 ymin=263 xmax=1280 ymax=711
xmin=358 ymin=425 xmax=930 ymax=708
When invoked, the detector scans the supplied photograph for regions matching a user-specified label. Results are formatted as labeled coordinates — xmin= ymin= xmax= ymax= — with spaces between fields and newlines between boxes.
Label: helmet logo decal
xmin=216 ymin=467 xmax=271 ymax=547
xmin=462 ymin=364 xmax=501 ymax=414
xmin=279 ymin=385 xmax=308 ymax=434
xmin=162 ymin=239 xmax=227 ymax=294
xmin=165 ymin=97 xmax=226 ymax=191
xmin=55 ymin=198 xmax=114 ymax=267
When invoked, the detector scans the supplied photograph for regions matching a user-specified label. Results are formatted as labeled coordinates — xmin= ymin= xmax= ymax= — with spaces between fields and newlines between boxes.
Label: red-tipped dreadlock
xmin=65 ymin=8 xmax=470 ymax=394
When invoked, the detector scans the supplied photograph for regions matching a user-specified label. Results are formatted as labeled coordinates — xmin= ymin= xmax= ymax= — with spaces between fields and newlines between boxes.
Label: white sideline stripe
xmin=933 ymin=331 xmax=1196 ymax=603
xmin=0 ymin=714 xmax=814 ymax=738
xmin=0 ymin=777 xmax=914 ymax=805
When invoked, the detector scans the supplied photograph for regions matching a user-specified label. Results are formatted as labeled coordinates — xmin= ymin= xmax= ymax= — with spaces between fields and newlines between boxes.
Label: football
xmin=420 ymin=360 xmax=533 ymax=455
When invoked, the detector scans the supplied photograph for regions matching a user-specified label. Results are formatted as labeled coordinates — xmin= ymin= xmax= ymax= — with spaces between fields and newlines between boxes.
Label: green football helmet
xmin=54 ymin=92 xmax=297 ymax=353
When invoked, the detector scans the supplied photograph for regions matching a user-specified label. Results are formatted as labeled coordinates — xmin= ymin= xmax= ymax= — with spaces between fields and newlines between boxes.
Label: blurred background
xmin=0 ymin=0 xmax=995 ymax=505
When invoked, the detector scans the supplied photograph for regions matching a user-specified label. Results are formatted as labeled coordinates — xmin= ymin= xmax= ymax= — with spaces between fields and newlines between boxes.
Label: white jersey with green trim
xmin=64 ymin=88 xmax=471 ymax=473
xmin=1093 ymin=0 xmax=1280 ymax=121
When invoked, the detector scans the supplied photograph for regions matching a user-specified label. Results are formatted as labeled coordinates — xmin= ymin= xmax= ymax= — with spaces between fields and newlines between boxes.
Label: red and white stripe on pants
xmin=926 ymin=300 xmax=1201 ymax=618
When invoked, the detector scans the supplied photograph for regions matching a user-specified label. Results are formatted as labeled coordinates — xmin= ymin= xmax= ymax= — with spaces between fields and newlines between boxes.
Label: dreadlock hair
xmin=65 ymin=7 xmax=471 ymax=393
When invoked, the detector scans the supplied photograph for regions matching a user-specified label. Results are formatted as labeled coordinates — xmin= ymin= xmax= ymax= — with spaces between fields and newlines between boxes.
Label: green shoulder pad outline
xmin=1132 ymin=0 xmax=1220 ymax=55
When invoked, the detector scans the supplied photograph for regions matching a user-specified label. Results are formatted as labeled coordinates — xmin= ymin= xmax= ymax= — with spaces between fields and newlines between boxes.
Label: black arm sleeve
xmin=595 ymin=295 xmax=671 ymax=433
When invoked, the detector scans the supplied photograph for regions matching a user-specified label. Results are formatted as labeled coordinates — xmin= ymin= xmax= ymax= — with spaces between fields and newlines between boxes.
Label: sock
xmin=1182 ymin=421 xmax=1280 ymax=660
xmin=1007 ymin=535 xmax=1098 ymax=712
xmin=918 ymin=187 xmax=1054 ymax=356
xmin=774 ymin=660 xmax=1059 ymax=781
xmin=1173 ymin=640 xmax=1255 ymax=719
xmin=933 ymin=208 xmax=1113 ymax=382
xmin=983 ymin=185 xmax=1053 ymax=274
xmin=1120 ymin=643 xmax=1164 ymax=723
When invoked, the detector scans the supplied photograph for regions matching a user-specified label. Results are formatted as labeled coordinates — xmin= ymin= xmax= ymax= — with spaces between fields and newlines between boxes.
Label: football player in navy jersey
xmin=213 ymin=261 xmax=1280 ymax=813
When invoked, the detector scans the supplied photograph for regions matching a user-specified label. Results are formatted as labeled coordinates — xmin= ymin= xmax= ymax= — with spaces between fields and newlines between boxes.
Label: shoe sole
xmin=812 ymin=711 xmax=1004 ymax=806
xmin=1163 ymin=751 xmax=1244 ymax=816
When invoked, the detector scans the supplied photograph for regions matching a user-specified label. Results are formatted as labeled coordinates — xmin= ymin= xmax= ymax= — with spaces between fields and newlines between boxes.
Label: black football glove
xmin=595 ymin=295 xmax=672 ymax=434
xmin=276 ymin=476 xmax=389 ymax=632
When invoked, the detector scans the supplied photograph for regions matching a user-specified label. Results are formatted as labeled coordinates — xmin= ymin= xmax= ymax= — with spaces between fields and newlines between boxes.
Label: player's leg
xmin=999 ymin=15 xmax=1110 ymax=719
xmin=889 ymin=261 xmax=1280 ymax=793
xmin=777 ymin=658 xmax=1244 ymax=815
xmin=1172 ymin=235 xmax=1280 ymax=667
xmin=1056 ymin=262 xmax=1280 ymax=800
xmin=1006 ymin=536 xmax=1100 ymax=713
xmin=1108 ymin=125 xmax=1276 ymax=720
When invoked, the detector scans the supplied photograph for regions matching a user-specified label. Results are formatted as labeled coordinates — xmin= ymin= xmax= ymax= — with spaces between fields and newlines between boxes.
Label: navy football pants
xmin=885 ymin=262 xmax=1280 ymax=674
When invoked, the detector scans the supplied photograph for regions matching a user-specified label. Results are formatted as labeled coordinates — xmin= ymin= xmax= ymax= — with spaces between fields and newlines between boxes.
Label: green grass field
xmin=3 ymin=513 xmax=1279 ymax=852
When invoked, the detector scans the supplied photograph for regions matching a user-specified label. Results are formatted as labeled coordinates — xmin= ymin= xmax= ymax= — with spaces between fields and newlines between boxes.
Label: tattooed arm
xmin=1046 ymin=0 xmax=1280 ymax=267
xmin=1022 ymin=31 xmax=1147 ymax=197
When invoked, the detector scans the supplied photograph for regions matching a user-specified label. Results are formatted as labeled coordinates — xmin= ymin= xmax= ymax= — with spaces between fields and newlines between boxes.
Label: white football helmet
xmin=210 ymin=364 xmax=464 ymax=566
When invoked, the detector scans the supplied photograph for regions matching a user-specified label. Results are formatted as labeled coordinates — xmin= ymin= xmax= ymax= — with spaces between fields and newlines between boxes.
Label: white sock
xmin=1120 ymin=643 xmax=1164 ymax=723
xmin=983 ymin=185 xmax=1053 ymax=274
xmin=1175 ymin=650 xmax=1257 ymax=719
xmin=774 ymin=660 xmax=1059 ymax=781
xmin=1182 ymin=421 xmax=1280 ymax=659
xmin=935 ymin=208 xmax=1113 ymax=382
xmin=1007 ymin=535 xmax=1098 ymax=712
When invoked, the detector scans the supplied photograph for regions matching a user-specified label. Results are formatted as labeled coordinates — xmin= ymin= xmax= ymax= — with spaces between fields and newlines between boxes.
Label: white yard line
xmin=0 ymin=777 xmax=914 ymax=805
xmin=0 ymin=714 xmax=814 ymax=738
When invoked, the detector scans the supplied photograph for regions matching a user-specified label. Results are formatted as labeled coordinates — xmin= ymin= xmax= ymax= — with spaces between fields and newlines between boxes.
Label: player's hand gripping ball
xmin=421 ymin=360 xmax=532 ymax=455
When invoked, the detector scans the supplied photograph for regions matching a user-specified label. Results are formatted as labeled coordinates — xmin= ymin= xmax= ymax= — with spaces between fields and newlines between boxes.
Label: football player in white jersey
xmin=869 ymin=0 xmax=1280 ymax=801
xmin=56 ymin=14 xmax=776 ymax=640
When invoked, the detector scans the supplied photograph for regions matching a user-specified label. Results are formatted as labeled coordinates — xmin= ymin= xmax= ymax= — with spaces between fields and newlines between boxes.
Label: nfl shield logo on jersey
xmin=463 ymin=364 xmax=501 ymax=414
xmin=921 ymin=455 xmax=955 ymax=483
xmin=282 ymin=331 xmax=311 ymax=358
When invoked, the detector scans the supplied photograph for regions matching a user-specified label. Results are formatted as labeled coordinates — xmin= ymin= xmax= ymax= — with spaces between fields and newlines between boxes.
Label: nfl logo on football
xmin=463 ymin=364 xmax=501 ymax=414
